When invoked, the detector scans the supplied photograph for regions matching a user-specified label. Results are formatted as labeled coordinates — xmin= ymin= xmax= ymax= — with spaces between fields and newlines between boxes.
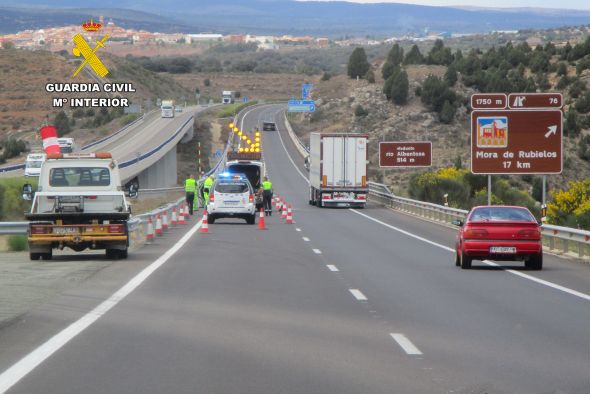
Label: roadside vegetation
xmin=0 ymin=177 xmax=36 ymax=220
xmin=216 ymin=101 xmax=257 ymax=119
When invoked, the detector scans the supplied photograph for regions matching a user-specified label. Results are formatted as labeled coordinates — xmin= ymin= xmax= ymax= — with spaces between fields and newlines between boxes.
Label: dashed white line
xmin=295 ymin=228 xmax=302 ymax=232
xmin=326 ymin=265 xmax=340 ymax=272
xmin=390 ymin=333 xmax=423 ymax=355
xmin=312 ymin=248 xmax=322 ymax=254
xmin=350 ymin=209 xmax=590 ymax=303
xmin=0 ymin=220 xmax=204 ymax=393
xmin=302 ymin=237 xmax=310 ymax=242
xmin=349 ymin=289 xmax=368 ymax=301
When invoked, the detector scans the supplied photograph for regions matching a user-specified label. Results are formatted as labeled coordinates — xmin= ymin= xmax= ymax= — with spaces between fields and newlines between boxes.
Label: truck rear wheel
xmin=42 ymin=250 xmax=52 ymax=260
xmin=30 ymin=252 xmax=41 ymax=261
xmin=106 ymin=249 xmax=125 ymax=259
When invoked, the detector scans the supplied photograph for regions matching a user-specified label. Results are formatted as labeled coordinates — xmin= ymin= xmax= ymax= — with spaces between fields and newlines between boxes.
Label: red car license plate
xmin=490 ymin=246 xmax=517 ymax=254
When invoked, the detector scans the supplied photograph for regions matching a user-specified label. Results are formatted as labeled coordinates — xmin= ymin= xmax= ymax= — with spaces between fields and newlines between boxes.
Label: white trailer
xmin=309 ymin=133 xmax=368 ymax=208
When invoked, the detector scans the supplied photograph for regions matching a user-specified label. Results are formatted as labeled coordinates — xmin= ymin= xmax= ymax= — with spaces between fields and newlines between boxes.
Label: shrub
xmin=404 ymin=44 xmax=425 ymax=65
xmin=439 ymin=100 xmax=456 ymax=124
xmin=365 ymin=69 xmax=375 ymax=84
xmin=54 ymin=110 xmax=71 ymax=136
xmin=321 ymin=72 xmax=332 ymax=81
xmin=354 ymin=104 xmax=368 ymax=117
xmin=547 ymin=180 xmax=590 ymax=227
xmin=203 ymin=78 xmax=211 ymax=87
xmin=420 ymin=75 xmax=456 ymax=113
xmin=389 ymin=69 xmax=409 ymax=105
xmin=7 ymin=235 xmax=27 ymax=251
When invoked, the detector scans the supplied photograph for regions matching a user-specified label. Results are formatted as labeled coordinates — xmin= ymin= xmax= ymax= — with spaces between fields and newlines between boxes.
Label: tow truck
xmin=22 ymin=152 xmax=138 ymax=260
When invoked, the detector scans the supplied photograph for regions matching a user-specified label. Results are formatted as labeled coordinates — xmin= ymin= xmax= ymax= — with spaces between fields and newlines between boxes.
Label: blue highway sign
xmin=288 ymin=99 xmax=315 ymax=113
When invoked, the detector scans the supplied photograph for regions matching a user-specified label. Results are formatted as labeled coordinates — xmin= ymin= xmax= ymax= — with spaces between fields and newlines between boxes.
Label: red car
xmin=453 ymin=206 xmax=543 ymax=270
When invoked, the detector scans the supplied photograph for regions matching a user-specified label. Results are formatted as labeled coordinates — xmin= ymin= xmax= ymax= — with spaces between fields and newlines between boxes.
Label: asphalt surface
xmin=0 ymin=104 xmax=589 ymax=393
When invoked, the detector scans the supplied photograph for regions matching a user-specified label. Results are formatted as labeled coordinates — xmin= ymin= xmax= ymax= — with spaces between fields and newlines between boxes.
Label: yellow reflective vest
xmin=185 ymin=178 xmax=196 ymax=193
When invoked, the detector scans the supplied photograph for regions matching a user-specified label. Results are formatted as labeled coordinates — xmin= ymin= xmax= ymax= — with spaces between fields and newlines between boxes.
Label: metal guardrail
xmin=0 ymin=222 xmax=29 ymax=235
xmin=281 ymin=110 xmax=590 ymax=261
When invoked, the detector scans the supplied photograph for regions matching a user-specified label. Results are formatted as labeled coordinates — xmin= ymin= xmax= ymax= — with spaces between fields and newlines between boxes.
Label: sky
xmin=299 ymin=0 xmax=590 ymax=10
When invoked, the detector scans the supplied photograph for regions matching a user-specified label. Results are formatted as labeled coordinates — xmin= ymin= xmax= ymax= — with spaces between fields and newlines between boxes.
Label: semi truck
xmin=222 ymin=91 xmax=235 ymax=105
xmin=22 ymin=152 xmax=137 ymax=260
xmin=57 ymin=137 xmax=75 ymax=153
xmin=309 ymin=133 xmax=368 ymax=208
xmin=161 ymin=100 xmax=175 ymax=118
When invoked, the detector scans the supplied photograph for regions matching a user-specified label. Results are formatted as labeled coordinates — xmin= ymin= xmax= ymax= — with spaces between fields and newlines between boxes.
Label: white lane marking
xmin=390 ymin=333 xmax=423 ymax=355
xmin=350 ymin=209 xmax=590 ymax=303
xmin=483 ymin=260 xmax=590 ymax=301
xmin=349 ymin=209 xmax=454 ymax=252
xmin=327 ymin=265 xmax=340 ymax=272
xmin=0 ymin=220 xmax=203 ymax=393
xmin=312 ymin=248 xmax=322 ymax=254
xmin=274 ymin=111 xmax=308 ymax=182
xmin=349 ymin=289 xmax=368 ymax=301
xmin=295 ymin=228 xmax=302 ymax=232
xmin=302 ymin=237 xmax=310 ymax=242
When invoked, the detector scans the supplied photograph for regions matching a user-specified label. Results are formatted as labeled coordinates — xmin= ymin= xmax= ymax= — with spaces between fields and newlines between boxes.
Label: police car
xmin=207 ymin=173 xmax=257 ymax=224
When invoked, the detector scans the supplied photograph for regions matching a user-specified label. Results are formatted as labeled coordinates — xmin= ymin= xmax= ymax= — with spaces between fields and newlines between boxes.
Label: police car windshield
xmin=215 ymin=182 xmax=249 ymax=194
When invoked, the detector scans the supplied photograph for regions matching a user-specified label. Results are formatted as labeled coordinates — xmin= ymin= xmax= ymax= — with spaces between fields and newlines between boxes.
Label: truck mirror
xmin=22 ymin=184 xmax=33 ymax=201
xmin=128 ymin=184 xmax=139 ymax=199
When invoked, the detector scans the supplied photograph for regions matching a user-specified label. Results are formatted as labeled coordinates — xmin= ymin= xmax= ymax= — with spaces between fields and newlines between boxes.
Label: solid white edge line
xmin=274 ymin=110 xmax=308 ymax=183
xmin=350 ymin=209 xmax=590 ymax=302
xmin=0 ymin=220 xmax=203 ymax=393
xmin=349 ymin=289 xmax=368 ymax=301
xmin=349 ymin=209 xmax=454 ymax=252
xmin=326 ymin=265 xmax=340 ymax=272
xmin=390 ymin=333 xmax=423 ymax=355
xmin=312 ymin=249 xmax=322 ymax=254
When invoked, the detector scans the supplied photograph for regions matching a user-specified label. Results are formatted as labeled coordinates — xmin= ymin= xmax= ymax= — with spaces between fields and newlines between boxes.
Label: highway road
xmin=0 ymin=104 xmax=589 ymax=393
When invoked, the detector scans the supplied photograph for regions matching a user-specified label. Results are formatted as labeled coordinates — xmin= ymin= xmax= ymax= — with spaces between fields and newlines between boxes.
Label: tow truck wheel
xmin=30 ymin=253 xmax=41 ymax=261
xmin=119 ymin=248 xmax=128 ymax=259
xmin=106 ymin=249 xmax=119 ymax=259
xmin=41 ymin=250 xmax=52 ymax=260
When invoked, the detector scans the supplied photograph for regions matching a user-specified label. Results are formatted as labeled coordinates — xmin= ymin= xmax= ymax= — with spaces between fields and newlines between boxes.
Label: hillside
xmin=2 ymin=1 xmax=590 ymax=35
xmin=0 ymin=48 xmax=193 ymax=152
xmin=289 ymin=39 xmax=590 ymax=202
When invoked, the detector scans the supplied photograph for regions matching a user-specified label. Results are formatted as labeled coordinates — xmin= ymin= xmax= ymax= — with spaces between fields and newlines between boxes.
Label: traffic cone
xmin=200 ymin=209 xmax=209 ymax=234
xmin=286 ymin=204 xmax=293 ymax=224
xmin=155 ymin=214 xmax=163 ymax=236
xmin=178 ymin=205 xmax=187 ymax=225
xmin=281 ymin=202 xmax=288 ymax=219
xmin=273 ymin=196 xmax=278 ymax=207
xmin=171 ymin=207 xmax=178 ymax=225
xmin=162 ymin=210 xmax=169 ymax=231
xmin=276 ymin=198 xmax=282 ymax=212
xmin=182 ymin=203 xmax=189 ymax=218
xmin=146 ymin=217 xmax=155 ymax=241
xmin=258 ymin=208 xmax=267 ymax=230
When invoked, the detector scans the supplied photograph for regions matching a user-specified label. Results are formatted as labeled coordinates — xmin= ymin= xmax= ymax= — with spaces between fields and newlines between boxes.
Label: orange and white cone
xmin=181 ymin=203 xmax=188 ymax=218
xmin=146 ymin=217 xmax=155 ymax=241
xmin=281 ymin=201 xmax=288 ymax=219
xmin=200 ymin=209 xmax=209 ymax=234
xmin=171 ymin=207 xmax=178 ymax=225
xmin=276 ymin=198 xmax=282 ymax=212
xmin=273 ymin=196 xmax=278 ymax=207
xmin=258 ymin=208 xmax=267 ymax=230
xmin=286 ymin=204 xmax=293 ymax=224
xmin=178 ymin=206 xmax=187 ymax=225
xmin=155 ymin=214 xmax=163 ymax=236
xmin=162 ymin=210 xmax=169 ymax=231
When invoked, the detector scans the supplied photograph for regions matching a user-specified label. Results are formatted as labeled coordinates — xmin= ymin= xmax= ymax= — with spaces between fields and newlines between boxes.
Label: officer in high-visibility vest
xmin=203 ymin=174 xmax=215 ymax=205
xmin=184 ymin=174 xmax=196 ymax=215
xmin=261 ymin=176 xmax=273 ymax=216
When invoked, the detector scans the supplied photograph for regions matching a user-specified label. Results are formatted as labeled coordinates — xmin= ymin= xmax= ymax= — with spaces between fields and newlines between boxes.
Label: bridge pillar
xmin=136 ymin=146 xmax=178 ymax=189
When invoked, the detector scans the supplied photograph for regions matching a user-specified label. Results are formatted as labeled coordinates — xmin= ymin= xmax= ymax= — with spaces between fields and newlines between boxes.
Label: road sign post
xmin=379 ymin=142 xmax=432 ymax=168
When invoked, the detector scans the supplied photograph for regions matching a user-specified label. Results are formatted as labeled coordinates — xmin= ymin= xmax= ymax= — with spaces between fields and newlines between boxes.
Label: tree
xmin=439 ymin=100 xmax=455 ymax=124
xmin=557 ymin=62 xmax=568 ymax=76
xmin=389 ymin=69 xmax=409 ymax=105
xmin=444 ymin=64 xmax=458 ymax=86
xmin=565 ymin=108 xmax=580 ymax=137
xmin=404 ymin=44 xmax=424 ymax=65
xmin=366 ymin=69 xmax=376 ymax=84
xmin=1 ymin=41 xmax=15 ymax=49
xmin=54 ymin=111 xmax=71 ymax=136
xmin=421 ymin=75 xmax=456 ymax=113
xmin=426 ymin=39 xmax=453 ymax=65
xmin=382 ymin=44 xmax=404 ymax=79
xmin=347 ymin=47 xmax=370 ymax=79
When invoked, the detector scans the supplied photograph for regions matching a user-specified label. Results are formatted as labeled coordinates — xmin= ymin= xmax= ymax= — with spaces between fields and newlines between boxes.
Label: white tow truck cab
xmin=22 ymin=152 xmax=137 ymax=261
xmin=24 ymin=153 xmax=46 ymax=177
xmin=309 ymin=133 xmax=368 ymax=208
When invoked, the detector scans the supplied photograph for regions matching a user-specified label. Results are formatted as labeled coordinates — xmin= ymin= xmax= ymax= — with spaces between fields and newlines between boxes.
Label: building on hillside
xmin=186 ymin=33 xmax=223 ymax=44
xmin=224 ymin=34 xmax=245 ymax=43
xmin=316 ymin=38 xmax=329 ymax=47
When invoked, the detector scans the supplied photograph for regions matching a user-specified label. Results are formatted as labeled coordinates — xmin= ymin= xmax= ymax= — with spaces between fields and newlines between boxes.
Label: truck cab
xmin=161 ymin=100 xmax=175 ymax=118
xmin=222 ymin=91 xmax=235 ymax=105
xmin=57 ymin=137 xmax=75 ymax=153
xmin=23 ymin=152 xmax=135 ymax=260
xmin=24 ymin=153 xmax=46 ymax=177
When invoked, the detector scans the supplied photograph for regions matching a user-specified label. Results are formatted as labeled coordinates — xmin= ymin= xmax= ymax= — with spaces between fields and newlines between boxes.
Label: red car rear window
xmin=470 ymin=207 xmax=535 ymax=222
